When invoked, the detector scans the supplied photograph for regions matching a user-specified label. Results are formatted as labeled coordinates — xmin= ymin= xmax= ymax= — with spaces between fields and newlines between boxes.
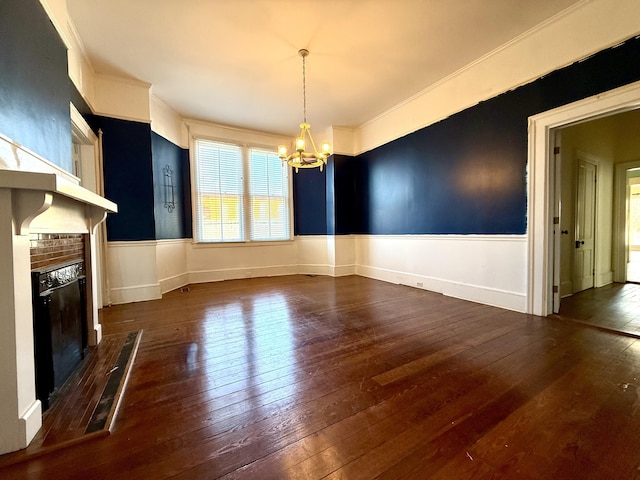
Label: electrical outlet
xmin=417 ymin=282 xmax=423 ymax=287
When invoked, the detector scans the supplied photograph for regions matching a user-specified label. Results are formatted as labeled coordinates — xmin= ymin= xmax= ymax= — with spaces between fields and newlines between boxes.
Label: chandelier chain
xmin=302 ymin=52 xmax=307 ymax=124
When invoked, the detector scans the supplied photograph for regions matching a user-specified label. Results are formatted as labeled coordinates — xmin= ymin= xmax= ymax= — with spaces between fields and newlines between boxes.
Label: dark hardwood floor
xmin=555 ymin=282 xmax=640 ymax=337
xmin=2 ymin=275 xmax=640 ymax=479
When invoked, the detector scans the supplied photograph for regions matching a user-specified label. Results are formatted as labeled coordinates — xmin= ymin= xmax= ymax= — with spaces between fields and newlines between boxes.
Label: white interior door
xmin=573 ymin=158 xmax=597 ymax=292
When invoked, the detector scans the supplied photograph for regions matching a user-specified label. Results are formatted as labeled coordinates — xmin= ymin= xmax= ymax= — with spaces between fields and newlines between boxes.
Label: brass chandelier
xmin=278 ymin=49 xmax=331 ymax=172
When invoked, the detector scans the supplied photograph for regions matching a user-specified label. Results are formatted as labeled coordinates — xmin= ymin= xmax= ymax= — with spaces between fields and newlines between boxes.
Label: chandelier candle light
xmin=278 ymin=49 xmax=331 ymax=172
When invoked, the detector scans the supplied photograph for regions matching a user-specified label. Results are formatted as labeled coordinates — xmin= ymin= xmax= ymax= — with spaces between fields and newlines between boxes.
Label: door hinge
xmin=554 ymin=146 xmax=560 ymax=155
xmin=553 ymin=285 xmax=559 ymax=293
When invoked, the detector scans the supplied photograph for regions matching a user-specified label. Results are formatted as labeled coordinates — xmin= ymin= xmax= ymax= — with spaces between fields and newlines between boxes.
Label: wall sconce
xmin=163 ymin=165 xmax=175 ymax=213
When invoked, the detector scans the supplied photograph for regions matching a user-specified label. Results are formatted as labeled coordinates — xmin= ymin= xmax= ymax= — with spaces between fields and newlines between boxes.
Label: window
xmin=193 ymin=138 xmax=290 ymax=242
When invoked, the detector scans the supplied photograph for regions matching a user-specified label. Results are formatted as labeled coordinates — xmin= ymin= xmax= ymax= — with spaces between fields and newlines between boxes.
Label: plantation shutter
xmin=248 ymin=148 xmax=290 ymax=241
xmin=194 ymin=139 xmax=244 ymax=242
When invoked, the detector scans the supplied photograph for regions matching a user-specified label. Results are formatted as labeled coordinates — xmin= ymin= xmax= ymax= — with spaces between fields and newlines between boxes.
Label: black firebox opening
xmin=31 ymin=260 xmax=88 ymax=410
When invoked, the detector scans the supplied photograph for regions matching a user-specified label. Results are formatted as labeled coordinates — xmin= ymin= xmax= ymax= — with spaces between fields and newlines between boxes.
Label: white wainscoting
xmin=355 ymin=235 xmax=528 ymax=312
xmin=107 ymin=241 xmax=162 ymax=304
xmin=156 ymin=239 xmax=189 ymax=294
xmin=186 ymin=240 xmax=299 ymax=284
xmin=107 ymin=235 xmax=528 ymax=312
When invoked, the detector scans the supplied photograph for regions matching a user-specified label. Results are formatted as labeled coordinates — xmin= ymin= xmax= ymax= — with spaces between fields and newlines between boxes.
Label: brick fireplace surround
xmin=0 ymin=141 xmax=116 ymax=455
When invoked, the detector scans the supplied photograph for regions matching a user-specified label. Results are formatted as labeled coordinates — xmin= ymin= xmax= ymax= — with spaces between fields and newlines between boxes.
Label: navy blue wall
xmin=87 ymin=116 xmax=156 ymax=241
xmin=293 ymin=154 xmax=355 ymax=235
xmin=0 ymin=0 xmax=72 ymax=172
xmin=295 ymin=36 xmax=640 ymax=236
xmin=356 ymin=93 xmax=528 ymax=234
xmin=151 ymin=132 xmax=191 ymax=239
xmin=293 ymin=167 xmax=328 ymax=235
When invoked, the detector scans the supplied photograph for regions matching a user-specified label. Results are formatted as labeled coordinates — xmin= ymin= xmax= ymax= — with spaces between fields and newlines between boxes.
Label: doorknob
xmin=575 ymin=240 xmax=585 ymax=248
xmin=561 ymin=230 xmax=569 ymax=235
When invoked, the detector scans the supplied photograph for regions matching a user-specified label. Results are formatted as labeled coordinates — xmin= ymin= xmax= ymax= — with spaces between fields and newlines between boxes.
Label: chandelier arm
xmin=306 ymin=131 xmax=321 ymax=156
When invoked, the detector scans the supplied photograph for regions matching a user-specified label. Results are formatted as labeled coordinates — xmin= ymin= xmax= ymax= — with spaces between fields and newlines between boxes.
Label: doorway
xmin=528 ymin=80 xmax=640 ymax=324
xmin=627 ymin=171 xmax=640 ymax=283
xmin=551 ymin=112 xmax=640 ymax=334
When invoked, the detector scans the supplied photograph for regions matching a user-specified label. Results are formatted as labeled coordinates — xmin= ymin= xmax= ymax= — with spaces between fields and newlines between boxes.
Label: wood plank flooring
xmin=1 ymin=275 xmax=640 ymax=479
xmin=555 ymin=282 xmax=640 ymax=337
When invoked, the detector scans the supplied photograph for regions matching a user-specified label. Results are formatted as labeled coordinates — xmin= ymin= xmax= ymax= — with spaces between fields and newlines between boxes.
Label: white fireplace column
xmin=0 ymin=170 xmax=116 ymax=455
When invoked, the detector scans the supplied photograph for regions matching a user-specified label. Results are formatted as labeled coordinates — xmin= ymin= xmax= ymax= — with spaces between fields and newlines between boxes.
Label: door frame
xmin=614 ymin=159 xmax=640 ymax=282
xmin=527 ymin=80 xmax=640 ymax=316
xmin=71 ymin=104 xmax=110 ymax=308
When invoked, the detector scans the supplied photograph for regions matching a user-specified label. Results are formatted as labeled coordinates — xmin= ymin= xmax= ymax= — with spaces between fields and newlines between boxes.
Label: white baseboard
xmin=333 ymin=264 xmax=357 ymax=277
xmin=297 ymin=264 xmax=335 ymax=277
xmin=297 ymin=263 xmax=356 ymax=277
xmin=110 ymin=283 xmax=162 ymax=304
xmin=159 ymin=272 xmax=190 ymax=294
xmin=89 ymin=323 xmax=102 ymax=346
xmin=188 ymin=265 xmax=298 ymax=285
xmin=356 ymin=265 xmax=527 ymax=312
xmin=20 ymin=399 xmax=42 ymax=452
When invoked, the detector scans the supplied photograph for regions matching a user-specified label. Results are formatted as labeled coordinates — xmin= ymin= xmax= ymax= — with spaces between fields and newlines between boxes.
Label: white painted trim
xmin=108 ymin=240 xmax=159 ymax=247
xmin=156 ymin=238 xmax=191 ymax=246
xmin=109 ymin=283 xmax=162 ymax=305
xmin=356 ymin=265 xmax=527 ymax=313
xmin=353 ymin=233 xmax=526 ymax=242
xmin=71 ymin=103 xmax=98 ymax=144
xmin=528 ymin=80 xmax=640 ymax=316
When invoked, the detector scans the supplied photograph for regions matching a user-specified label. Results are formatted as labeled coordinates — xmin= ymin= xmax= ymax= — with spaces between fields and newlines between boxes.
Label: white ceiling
xmin=67 ymin=0 xmax=583 ymax=138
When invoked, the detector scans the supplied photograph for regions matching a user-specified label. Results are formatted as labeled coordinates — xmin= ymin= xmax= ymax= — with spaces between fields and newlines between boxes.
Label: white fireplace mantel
xmin=0 ymin=168 xmax=117 ymax=455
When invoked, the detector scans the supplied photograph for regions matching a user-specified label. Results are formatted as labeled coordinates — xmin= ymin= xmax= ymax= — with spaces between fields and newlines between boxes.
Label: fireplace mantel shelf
xmin=0 ymin=170 xmax=117 ymax=236
xmin=0 ymin=170 xmax=117 ymax=213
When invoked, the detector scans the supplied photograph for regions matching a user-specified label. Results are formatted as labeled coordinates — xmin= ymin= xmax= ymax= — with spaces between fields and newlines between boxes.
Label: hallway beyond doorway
xmin=554 ymin=282 xmax=640 ymax=337
xmin=628 ymin=250 xmax=640 ymax=283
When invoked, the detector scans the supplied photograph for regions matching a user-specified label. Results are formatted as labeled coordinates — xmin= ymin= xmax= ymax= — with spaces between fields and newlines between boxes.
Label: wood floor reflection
xmin=1 ymin=275 xmax=640 ymax=479
xmin=555 ymin=282 xmax=640 ymax=337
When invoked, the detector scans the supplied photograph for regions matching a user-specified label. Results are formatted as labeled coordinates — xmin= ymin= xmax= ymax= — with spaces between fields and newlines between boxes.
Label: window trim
xmin=190 ymin=134 xmax=294 ymax=244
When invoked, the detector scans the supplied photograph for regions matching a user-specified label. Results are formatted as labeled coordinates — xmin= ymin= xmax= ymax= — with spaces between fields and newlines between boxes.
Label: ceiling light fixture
xmin=278 ymin=49 xmax=331 ymax=173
